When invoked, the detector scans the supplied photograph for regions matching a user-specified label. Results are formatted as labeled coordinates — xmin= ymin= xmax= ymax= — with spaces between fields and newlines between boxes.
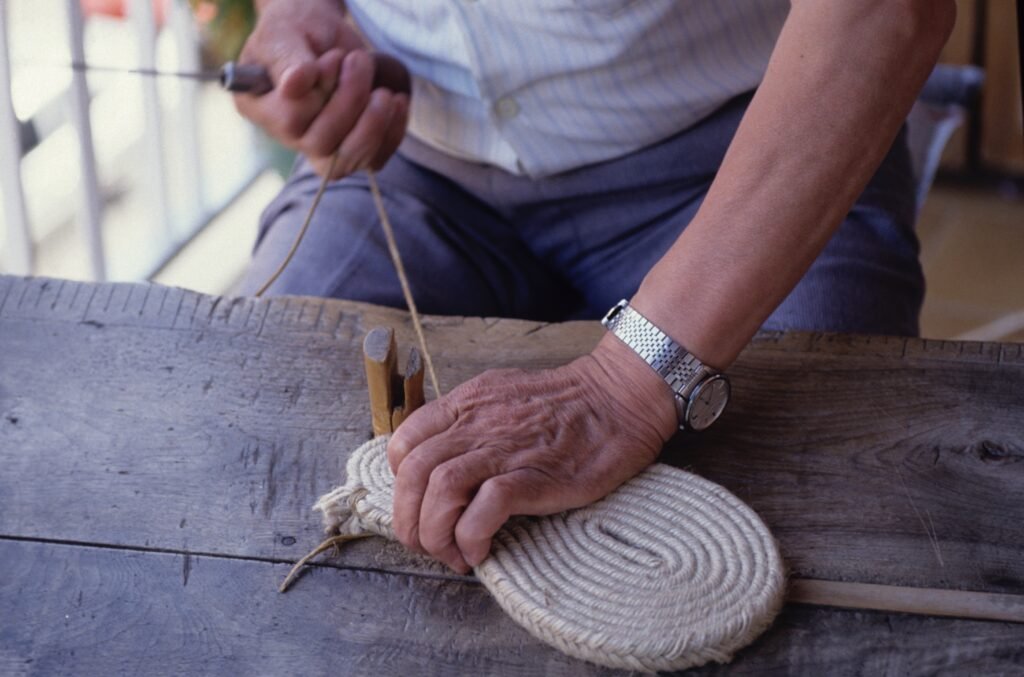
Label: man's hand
xmin=386 ymin=334 xmax=678 ymax=574
xmin=234 ymin=0 xmax=409 ymax=179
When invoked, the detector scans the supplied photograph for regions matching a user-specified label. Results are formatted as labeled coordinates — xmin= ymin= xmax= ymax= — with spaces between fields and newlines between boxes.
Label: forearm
xmin=632 ymin=0 xmax=955 ymax=369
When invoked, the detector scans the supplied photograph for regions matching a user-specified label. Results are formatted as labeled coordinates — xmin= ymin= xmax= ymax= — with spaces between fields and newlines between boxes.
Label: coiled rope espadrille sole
xmin=312 ymin=436 xmax=785 ymax=673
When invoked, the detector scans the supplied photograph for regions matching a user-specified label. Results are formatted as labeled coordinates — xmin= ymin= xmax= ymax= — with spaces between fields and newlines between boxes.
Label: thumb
xmin=277 ymin=61 xmax=320 ymax=101
xmin=314 ymin=48 xmax=345 ymax=96
xmin=265 ymin=33 xmax=320 ymax=100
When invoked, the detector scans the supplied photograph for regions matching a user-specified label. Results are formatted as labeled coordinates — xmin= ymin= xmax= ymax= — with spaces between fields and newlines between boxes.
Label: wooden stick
xmin=363 ymin=327 xmax=397 ymax=436
xmin=788 ymin=579 xmax=1024 ymax=624
xmin=391 ymin=347 xmax=425 ymax=431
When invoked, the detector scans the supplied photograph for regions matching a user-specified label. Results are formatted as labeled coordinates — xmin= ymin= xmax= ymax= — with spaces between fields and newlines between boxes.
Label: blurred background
xmin=0 ymin=0 xmax=1021 ymax=340
xmin=0 ymin=0 xmax=277 ymax=296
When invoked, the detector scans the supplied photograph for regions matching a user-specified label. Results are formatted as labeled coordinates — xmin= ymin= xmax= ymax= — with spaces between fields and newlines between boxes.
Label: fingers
xmin=455 ymin=473 xmax=526 ymax=568
xmin=266 ymin=49 xmax=342 ymax=143
xmin=382 ymin=363 xmax=661 ymax=575
xmin=300 ymin=56 xmax=409 ymax=178
xmin=300 ymin=50 xmax=371 ymax=159
xmin=387 ymin=396 xmax=458 ymax=475
xmin=306 ymin=91 xmax=401 ymax=178
xmin=394 ymin=441 xmax=526 ymax=574
xmin=233 ymin=63 xmax=327 ymax=145
xmin=334 ymin=89 xmax=399 ymax=175
xmin=278 ymin=60 xmax=321 ymax=100
xmin=412 ymin=460 xmax=546 ymax=573
xmin=390 ymin=435 xmax=467 ymax=556
xmin=416 ymin=450 xmax=507 ymax=574
xmin=231 ymin=3 xmax=410 ymax=180
xmin=315 ymin=49 xmax=343 ymax=96
xmin=258 ymin=24 xmax=319 ymax=90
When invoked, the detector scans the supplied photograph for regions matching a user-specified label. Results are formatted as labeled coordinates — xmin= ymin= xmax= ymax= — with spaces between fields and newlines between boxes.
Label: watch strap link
xmin=601 ymin=300 xmax=710 ymax=399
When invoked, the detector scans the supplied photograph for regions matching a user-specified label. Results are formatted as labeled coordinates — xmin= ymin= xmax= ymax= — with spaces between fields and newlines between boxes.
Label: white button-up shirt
xmin=346 ymin=1 xmax=790 ymax=177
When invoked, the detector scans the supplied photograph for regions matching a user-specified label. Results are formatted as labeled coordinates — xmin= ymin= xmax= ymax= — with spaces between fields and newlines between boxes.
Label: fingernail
xmin=370 ymin=89 xmax=391 ymax=111
xmin=344 ymin=49 xmax=367 ymax=75
xmin=280 ymin=64 xmax=300 ymax=85
xmin=465 ymin=550 xmax=484 ymax=568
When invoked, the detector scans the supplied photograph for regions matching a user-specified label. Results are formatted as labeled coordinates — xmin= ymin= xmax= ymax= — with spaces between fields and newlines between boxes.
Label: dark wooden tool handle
xmin=370 ymin=53 xmax=412 ymax=96
xmin=221 ymin=53 xmax=411 ymax=96
xmin=220 ymin=62 xmax=274 ymax=95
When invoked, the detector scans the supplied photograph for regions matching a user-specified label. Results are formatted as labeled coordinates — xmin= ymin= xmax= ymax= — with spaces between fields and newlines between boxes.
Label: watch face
xmin=685 ymin=375 xmax=730 ymax=431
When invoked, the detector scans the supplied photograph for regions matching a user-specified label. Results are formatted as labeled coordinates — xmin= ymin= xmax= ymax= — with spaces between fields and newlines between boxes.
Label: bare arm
xmin=389 ymin=0 xmax=957 ymax=574
xmin=630 ymin=0 xmax=956 ymax=369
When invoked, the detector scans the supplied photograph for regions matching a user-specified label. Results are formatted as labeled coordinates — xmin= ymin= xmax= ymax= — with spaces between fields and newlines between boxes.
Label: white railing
xmin=0 ymin=1 xmax=30 ymax=275
xmin=67 ymin=0 xmax=105 ymax=280
xmin=0 ymin=0 xmax=265 ymax=282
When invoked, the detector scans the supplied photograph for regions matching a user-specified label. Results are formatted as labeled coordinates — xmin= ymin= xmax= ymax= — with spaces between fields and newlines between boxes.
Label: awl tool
xmin=67 ymin=61 xmax=272 ymax=93
xmin=68 ymin=53 xmax=411 ymax=96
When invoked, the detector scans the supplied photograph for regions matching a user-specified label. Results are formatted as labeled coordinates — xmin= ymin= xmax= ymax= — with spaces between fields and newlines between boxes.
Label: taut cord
xmin=367 ymin=171 xmax=442 ymax=398
xmin=253 ymin=153 xmax=340 ymax=297
xmin=254 ymin=156 xmax=442 ymax=399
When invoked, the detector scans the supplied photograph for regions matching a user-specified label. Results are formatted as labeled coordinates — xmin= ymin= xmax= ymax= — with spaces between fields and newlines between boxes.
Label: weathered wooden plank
xmin=678 ymin=339 xmax=1024 ymax=594
xmin=0 ymin=539 xmax=607 ymax=676
xmin=0 ymin=277 xmax=598 ymax=579
xmin=2 ymin=540 xmax=1022 ymax=677
xmin=1 ymin=276 xmax=1022 ymax=594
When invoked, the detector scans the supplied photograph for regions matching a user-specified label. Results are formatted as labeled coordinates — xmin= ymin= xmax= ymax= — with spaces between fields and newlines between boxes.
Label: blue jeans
xmin=239 ymin=92 xmax=924 ymax=335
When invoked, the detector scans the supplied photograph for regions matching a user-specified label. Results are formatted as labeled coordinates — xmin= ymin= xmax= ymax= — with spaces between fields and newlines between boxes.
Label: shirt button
xmin=495 ymin=97 xmax=520 ymax=119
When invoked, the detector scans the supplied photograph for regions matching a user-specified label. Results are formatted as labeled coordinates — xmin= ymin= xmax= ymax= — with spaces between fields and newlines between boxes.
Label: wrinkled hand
xmin=387 ymin=334 xmax=679 ymax=574
xmin=234 ymin=0 xmax=409 ymax=178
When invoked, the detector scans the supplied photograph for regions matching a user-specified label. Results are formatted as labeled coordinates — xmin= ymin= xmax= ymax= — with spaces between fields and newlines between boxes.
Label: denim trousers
xmin=239 ymin=92 xmax=924 ymax=335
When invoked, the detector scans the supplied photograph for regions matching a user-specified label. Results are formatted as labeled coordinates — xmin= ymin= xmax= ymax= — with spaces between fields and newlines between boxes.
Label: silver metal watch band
xmin=601 ymin=300 xmax=713 ymax=402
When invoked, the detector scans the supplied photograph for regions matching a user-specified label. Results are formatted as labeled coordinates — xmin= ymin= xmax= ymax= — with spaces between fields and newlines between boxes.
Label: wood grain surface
xmin=2 ymin=539 xmax=1022 ymax=676
xmin=1 ymin=275 xmax=1023 ymax=675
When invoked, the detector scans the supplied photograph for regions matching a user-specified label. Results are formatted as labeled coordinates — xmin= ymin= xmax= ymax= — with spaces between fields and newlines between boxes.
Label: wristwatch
xmin=601 ymin=300 xmax=730 ymax=432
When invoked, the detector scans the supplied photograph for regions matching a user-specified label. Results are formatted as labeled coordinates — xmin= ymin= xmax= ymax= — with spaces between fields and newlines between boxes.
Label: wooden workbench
xmin=1 ymin=274 xmax=1022 ymax=675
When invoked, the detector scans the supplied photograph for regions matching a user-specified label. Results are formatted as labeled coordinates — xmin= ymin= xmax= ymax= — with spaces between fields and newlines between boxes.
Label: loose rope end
xmin=278 ymin=533 xmax=371 ymax=593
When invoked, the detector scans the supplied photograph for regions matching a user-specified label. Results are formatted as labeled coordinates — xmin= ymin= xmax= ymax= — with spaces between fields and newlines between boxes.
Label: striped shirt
xmin=346 ymin=1 xmax=790 ymax=178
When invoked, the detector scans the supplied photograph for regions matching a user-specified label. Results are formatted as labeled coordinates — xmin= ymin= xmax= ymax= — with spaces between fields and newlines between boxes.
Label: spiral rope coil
xmin=314 ymin=436 xmax=785 ymax=673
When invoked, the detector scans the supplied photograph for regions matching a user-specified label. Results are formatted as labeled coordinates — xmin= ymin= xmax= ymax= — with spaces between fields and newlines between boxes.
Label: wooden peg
xmin=363 ymin=327 xmax=397 ymax=436
xmin=363 ymin=329 xmax=427 ymax=436
xmin=391 ymin=347 xmax=425 ymax=431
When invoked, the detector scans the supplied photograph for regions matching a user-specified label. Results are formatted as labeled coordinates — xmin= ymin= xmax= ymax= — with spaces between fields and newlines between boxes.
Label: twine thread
xmin=253 ymin=161 xmax=441 ymax=398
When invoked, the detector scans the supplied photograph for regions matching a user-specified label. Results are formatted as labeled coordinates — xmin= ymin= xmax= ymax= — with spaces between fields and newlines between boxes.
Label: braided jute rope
xmin=313 ymin=436 xmax=785 ymax=673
